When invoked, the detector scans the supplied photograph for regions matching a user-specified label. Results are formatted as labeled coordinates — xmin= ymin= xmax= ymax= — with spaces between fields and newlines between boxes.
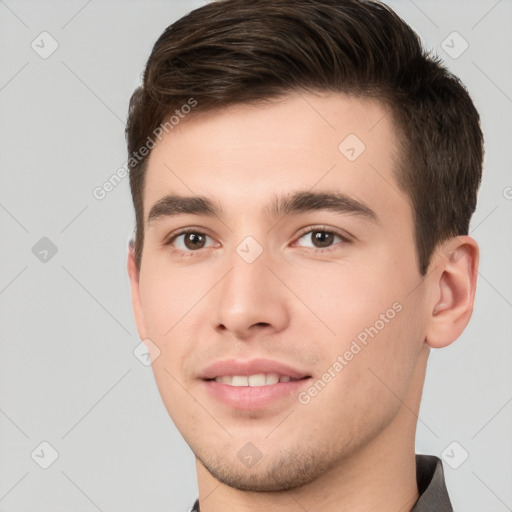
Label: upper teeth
xmin=214 ymin=373 xmax=293 ymax=386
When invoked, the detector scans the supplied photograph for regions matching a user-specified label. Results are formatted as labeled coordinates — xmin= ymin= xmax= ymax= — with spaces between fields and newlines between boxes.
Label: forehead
xmin=142 ymin=92 xmax=408 ymax=223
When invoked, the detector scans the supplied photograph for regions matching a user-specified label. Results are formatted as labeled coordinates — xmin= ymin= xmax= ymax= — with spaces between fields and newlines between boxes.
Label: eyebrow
xmin=147 ymin=190 xmax=378 ymax=225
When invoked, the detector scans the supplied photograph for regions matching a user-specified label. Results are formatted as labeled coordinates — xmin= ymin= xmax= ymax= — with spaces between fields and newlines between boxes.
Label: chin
xmin=195 ymin=445 xmax=339 ymax=492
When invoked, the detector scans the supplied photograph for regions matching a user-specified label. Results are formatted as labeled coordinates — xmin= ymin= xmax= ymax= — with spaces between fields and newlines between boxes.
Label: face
xmin=129 ymin=92 xmax=432 ymax=491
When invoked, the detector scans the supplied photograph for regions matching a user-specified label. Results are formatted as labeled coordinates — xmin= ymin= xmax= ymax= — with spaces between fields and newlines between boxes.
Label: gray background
xmin=0 ymin=0 xmax=511 ymax=510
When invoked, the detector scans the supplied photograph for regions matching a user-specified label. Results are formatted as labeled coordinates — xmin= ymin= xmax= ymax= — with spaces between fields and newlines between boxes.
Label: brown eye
xmin=311 ymin=231 xmax=335 ymax=248
xmin=168 ymin=230 xmax=215 ymax=252
xmin=295 ymin=228 xmax=347 ymax=250
xmin=183 ymin=232 xmax=206 ymax=250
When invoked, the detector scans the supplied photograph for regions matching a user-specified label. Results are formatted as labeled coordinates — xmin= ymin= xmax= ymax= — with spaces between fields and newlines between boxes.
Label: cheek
xmin=138 ymin=261 xmax=202 ymax=337
xmin=286 ymin=256 xmax=407 ymax=340
xmin=139 ymin=267 xmax=200 ymax=425
xmin=294 ymin=256 xmax=426 ymax=399
xmin=297 ymin=301 xmax=425 ymax=447
xmin=150 ymin=363 xmax=207 ymax=441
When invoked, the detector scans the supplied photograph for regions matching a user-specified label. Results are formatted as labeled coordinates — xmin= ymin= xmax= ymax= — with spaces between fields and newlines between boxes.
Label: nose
xmin=210 ymin=243 xmax=291 ymax=340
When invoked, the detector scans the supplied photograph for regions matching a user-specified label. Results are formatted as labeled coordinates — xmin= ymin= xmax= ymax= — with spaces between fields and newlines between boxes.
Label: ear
xmin=425 ymin=236 xmax=479 ymax=348
xmin=127 ymin=239 xmax=148 ymax=340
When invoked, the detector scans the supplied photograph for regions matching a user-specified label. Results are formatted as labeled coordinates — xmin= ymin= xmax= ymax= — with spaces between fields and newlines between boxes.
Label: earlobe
xmin=426 ymin=236 xmax=479 ymax=349
xmin=127 ymin=240 xmax=147 ymax=340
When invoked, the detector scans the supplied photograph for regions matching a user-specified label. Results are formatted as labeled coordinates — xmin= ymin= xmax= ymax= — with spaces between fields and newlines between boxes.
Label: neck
xmin=196 ymin=347 xmax=429 ymax=512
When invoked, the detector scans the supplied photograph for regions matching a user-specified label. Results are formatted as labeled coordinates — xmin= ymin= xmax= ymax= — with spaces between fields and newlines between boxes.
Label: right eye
xmin=165 ymin=229 xmax=217 ymax=254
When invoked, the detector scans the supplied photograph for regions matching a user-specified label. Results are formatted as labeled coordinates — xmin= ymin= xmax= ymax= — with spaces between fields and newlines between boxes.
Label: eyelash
xmin=164 ymin=225 xmax=352 ymax=257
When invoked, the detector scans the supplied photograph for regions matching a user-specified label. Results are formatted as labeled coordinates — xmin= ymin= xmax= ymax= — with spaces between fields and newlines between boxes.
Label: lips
xmin=200 ymin=358 xmax=310 ymax=382
xmin=199 ymin=358 xmax=311 ymax=409
xmin=214 ymin=374 xmax=296 ymax=386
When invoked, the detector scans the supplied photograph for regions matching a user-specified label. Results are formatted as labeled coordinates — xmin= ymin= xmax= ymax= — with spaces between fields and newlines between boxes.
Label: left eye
xmin=295 ymin=229 xmax=345 ymax=249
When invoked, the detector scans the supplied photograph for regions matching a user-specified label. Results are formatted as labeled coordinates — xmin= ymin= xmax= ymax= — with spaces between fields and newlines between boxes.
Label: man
xmin=125 ymin=0 xmax=483 ymax=510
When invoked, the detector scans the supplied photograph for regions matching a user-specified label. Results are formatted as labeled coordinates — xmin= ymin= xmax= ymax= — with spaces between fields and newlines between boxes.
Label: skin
xmin=127 ymin=91 xmax=478 ymax=512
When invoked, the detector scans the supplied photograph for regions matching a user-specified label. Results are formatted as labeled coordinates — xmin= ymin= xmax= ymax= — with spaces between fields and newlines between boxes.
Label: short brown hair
xmin=126 ymin=0 xmax=483 ymax=275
